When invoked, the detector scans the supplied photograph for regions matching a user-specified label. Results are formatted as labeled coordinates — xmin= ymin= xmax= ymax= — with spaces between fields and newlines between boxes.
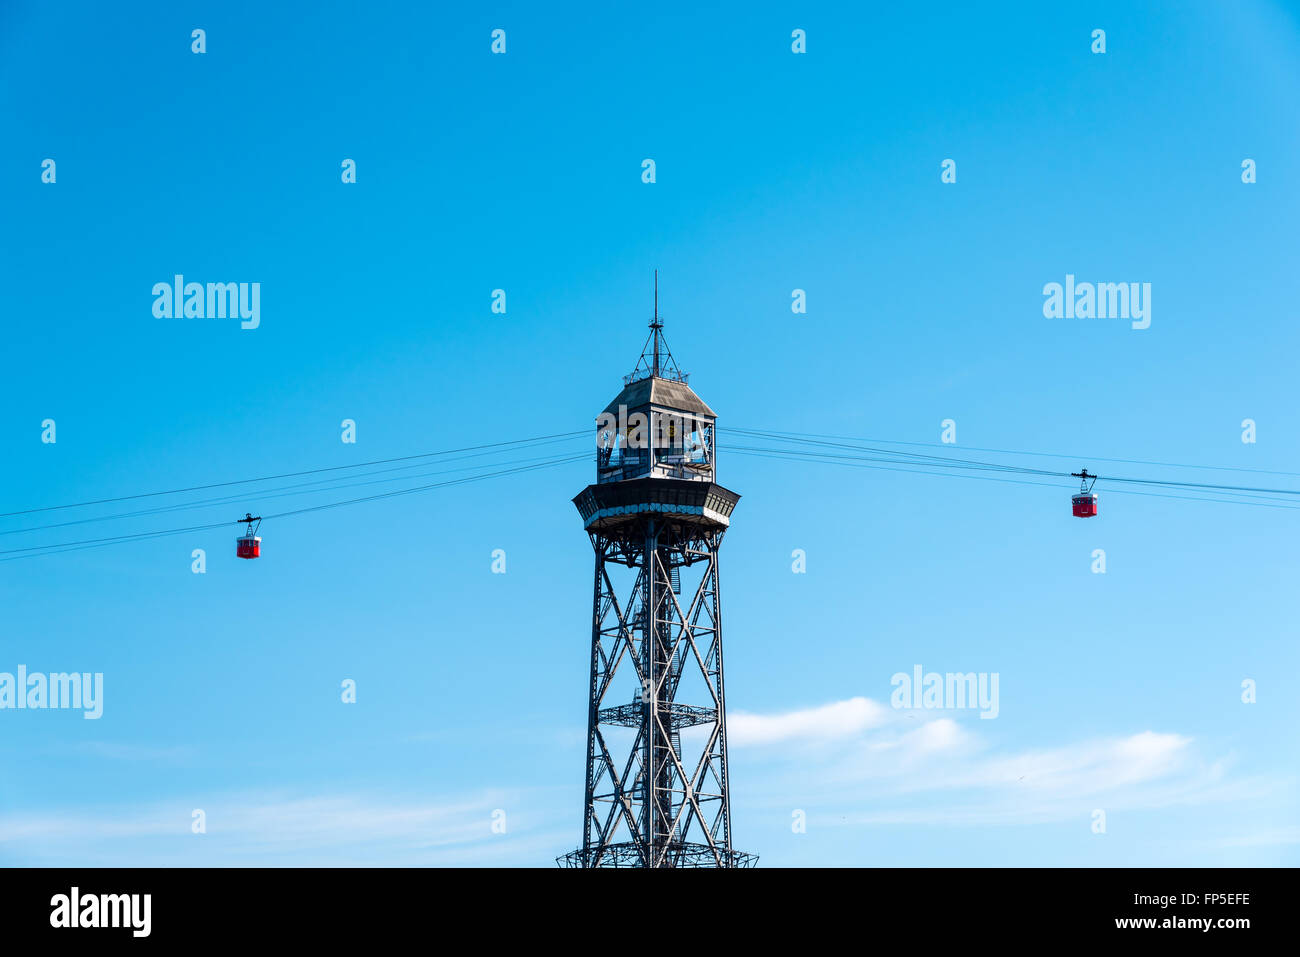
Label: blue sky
xmin=2 ymin=0 xmax=1299 ymax=866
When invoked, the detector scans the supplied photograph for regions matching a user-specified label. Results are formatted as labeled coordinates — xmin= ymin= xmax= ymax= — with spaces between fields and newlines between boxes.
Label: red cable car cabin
xmin=236 ymin=513 xmax=262 ymax=559
xmin=1070 ymin=470 xmax=1099 ymax=518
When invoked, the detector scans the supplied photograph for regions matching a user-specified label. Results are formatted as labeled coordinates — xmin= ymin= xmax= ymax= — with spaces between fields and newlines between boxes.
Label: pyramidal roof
xmin=602 ymin=375 xmax=716 ymax=418
xmin=601 ymin=281 xmax=716 ymax=418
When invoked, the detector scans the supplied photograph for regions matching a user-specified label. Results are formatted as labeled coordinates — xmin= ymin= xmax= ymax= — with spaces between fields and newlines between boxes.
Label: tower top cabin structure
xmin=562 ymin=282 xmax=755 ymax=868
xmin=587 ymin=284 xmax=719 ymax=490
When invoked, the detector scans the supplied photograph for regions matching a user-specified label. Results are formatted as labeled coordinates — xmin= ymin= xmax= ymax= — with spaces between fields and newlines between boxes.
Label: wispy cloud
xmin=0 ymin=789 xmax=566 ymax=867
xmin=728 ymin=697 xmax=1285 ymax=830
xmin=728 ymin=696 xmax=890 ymax=746
xmin=74 ymin=741 xmax=195 ymax=763
xmin=1210 ymin=825 xmax=1300 ymax=849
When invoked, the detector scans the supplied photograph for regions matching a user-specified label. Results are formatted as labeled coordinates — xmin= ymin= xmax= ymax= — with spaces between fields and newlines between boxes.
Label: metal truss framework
xmin=559 ymin=517 xmax=757 ymax=868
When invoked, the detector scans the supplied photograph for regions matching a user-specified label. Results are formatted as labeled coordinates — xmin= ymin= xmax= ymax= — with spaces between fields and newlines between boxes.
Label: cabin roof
xmin=601 ymin=375 xmax=716 ymax=419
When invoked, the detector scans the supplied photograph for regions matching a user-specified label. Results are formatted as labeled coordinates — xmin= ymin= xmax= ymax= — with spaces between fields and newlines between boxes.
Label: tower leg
xmin=560 ymin=522 xmax=755 ymax=868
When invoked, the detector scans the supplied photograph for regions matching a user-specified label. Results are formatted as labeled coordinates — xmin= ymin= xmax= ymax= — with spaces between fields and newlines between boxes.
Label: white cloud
xmin=75 ymin=741 xmax=195 ymax=763
xmin=727 ymin=696 xmax=890 ymax=746
xmin=1213 ymin=825 xmax=1300 ymax=848
xmin=727 ymin=696 xmax=1271 ymax=829
xmin=897 ymin=717 xmax=966 ymax=755
xmin=0 ymin=789 xmax=565 ymax=867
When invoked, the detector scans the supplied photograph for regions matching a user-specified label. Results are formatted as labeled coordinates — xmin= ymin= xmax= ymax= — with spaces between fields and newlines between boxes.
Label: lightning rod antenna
xmin=651 ymin=270 xmax=661 ymax=377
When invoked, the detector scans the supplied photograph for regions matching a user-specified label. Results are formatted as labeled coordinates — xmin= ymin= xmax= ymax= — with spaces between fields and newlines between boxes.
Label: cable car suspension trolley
xmin=1071 ymin=470 xmax=1099 ymax=518
xmin=236 ymin=512 xmax=263 ymax=559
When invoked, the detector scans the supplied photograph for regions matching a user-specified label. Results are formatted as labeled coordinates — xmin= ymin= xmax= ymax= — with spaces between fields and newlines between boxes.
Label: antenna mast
xmin=625 ymin=270 xmax=686 ymax=385
xmin=651 ymin=270 xmax=661 ymax=377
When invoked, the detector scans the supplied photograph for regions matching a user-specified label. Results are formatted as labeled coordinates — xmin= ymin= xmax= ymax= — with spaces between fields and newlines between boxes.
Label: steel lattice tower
xmin=560 ymin=286 xmax=756 ymax=868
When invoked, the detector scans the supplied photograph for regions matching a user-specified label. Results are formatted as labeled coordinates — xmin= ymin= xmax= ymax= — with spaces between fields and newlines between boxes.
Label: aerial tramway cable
xmin=0 ymin=440 xmax=589 ymax=538
xmin=723 ymin=428 xmax=1300 ymax=498
xmin=0 ymin=430 xmax=588 ymax=519
xmin=728 ymin=426 xmax=1300 ymax=481
xmin=0 ymin=453 xmax=587 ymax=562
xmin=4 ymin=423 xmax=1298 ymax=563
